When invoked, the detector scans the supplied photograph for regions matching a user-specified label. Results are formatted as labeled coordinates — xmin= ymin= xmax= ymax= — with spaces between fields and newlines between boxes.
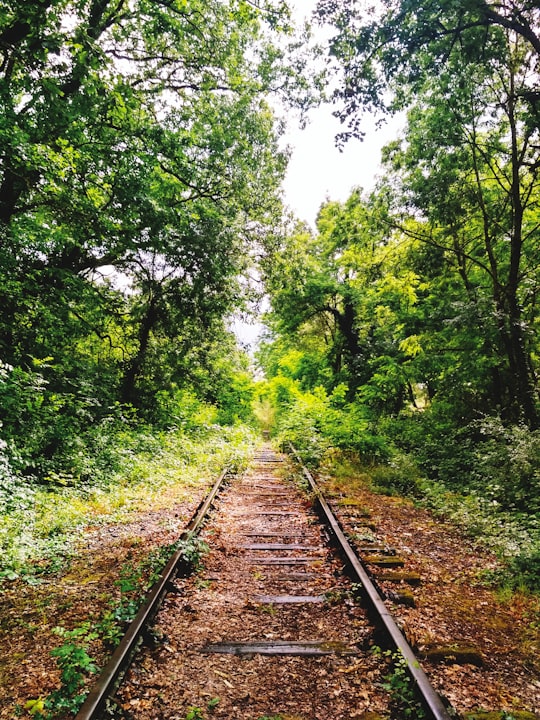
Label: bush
xmin=271 ymin=383 xmax=389 ymax=466
xmin=383 ymin=410 xmax=540 ymax=514
xmin=504 ymin=550 xmax=540 ymax=593
xmin=0 ymin=437 xmax=35 ymax=513
xmin=275 ymin=398 xmax=329 ymax=465
xmin=0 ymin=422 xmax=257 ymax=580
xmin=321 ymin=403 xmax=389 ymax=461
xmin=149 ymin=388 xmax=219 ymax=431
xmin=467 ymin=417 xmax=540 ymax=512
xmin=370 ymin=452 xmax=424 ymax=496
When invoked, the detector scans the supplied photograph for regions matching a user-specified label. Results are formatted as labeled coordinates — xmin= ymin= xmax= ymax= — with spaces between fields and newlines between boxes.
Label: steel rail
xmin=289 ymin=445 xmax=453 ymax=720
xmin=75 ymin=467 xmax=229 ymax=720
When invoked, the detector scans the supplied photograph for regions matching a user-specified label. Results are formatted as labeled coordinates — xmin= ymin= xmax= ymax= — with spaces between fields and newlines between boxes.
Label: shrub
xmin=275 ymin=402 xmax=329 ymax=465
xmin=271 ymin=383 xmax=389 ymax=466
xmin=370 ymin=452 xmax=423 ymax=496
xmin=383 ymin=411 xmax=540 ymax=514
xmin=502 ymin=550 xmax=540 ymax=593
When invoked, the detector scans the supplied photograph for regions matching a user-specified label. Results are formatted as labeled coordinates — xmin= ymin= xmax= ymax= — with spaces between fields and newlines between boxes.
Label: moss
xmin=386 ymin=588 xmax=416 ymax=607
xmin=377 ymin=571 xmax=422 ymax=585
xmin=424 ymin=644 xmax=484 ymax=666
xmin=364 ymin=555 xmax=405 ymax=567
xmin=336 ymin=498 xmax=372 ymax=516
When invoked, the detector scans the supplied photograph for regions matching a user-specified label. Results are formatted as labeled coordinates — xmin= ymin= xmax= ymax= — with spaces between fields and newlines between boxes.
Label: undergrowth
xmin=2 ymin=420 xmax=255 ymax=718
xmin=373 ymin=646 xmax=427 ymax=719
xmin=26 ymin=534 xmax=210 ymax=718
xmin=0 ymin=424 xmax=255 ymax=583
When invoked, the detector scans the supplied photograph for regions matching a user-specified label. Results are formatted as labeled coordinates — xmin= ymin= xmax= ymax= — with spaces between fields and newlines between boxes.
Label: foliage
xmin=0 ymin=0 xmax=318 ymax=486
xmin=503 ymin=550 xmax=540 ymax=594
xmin=373 ymin=647 xmax=427 ymax=719
xmin=39 ymin=625 xmax=99 ymax=718
xmin=369 ymin=452 xmax=424 ymax=498
xmin=421 ymin=479 xmax=540 ymax=583
xmin=0 ymin=422 xmax=256 ymax=583
xmin=260 ymin=192 xmax=411 ymax=402
xmin=314 ymin=0 xmax=540 ymax=428
xmin=386 ymin=413 xmax=540 ymax=513
xmin=316 ymin=0 xmax=540 ymax=138
xmin=259 ymin=174 xmax=540 ymax=589
xmin=254 ymin=373 xmax=388 ymax=466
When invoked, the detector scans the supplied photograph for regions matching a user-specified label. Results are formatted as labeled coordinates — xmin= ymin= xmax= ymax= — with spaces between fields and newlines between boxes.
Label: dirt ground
xmin=316 ymin=467 xmax=540 ymax=718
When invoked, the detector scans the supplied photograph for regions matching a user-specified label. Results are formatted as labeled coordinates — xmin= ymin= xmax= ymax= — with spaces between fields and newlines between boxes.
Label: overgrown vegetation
xmin=256 ymin=0 xmax=540 ymax=594
xmin=254 ymin=359 xmax=540 ymax=592
xmin=1 ymin=1 xmax=540 ymax=714
xmin=9 ymin=415 xmax=241 ymax=719
xmin=23 ymin=530 xmax=211 ymax=718
xmin=262 ymin=384 xmax=540 ymax=592
xmin=4 ymin=419 xmax=255 ymax=716
xmin=373 ymin=647 xmax=427 ymax=719
xmin=0 ymin=421 xmax=255 ymax=583
xmin=0 ymin=0 xmax=313 ymax=580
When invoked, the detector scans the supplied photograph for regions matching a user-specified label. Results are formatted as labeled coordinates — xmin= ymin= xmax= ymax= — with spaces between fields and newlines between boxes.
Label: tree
xmin=377 ymin=32 xmax=540 ymax=425
xmin=261 ymin=190 xmax=422 ymax=411
xmin=0 ymin=0 xmax=300 ymax=474
xmin=317 ymin=0 xmax=540 ymax=427
xmin=316 ymin=0 xmax=540 ymax=140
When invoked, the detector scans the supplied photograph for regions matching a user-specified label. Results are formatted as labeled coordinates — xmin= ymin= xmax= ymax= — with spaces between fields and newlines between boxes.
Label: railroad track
xmin=76 ymin=446 xmax=453 ymax=720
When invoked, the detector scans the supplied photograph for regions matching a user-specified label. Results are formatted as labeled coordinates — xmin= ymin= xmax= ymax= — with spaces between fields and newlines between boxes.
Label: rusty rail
xmin=75 ymin=467 xmax=229 ymax=720
xmin=289 ymin=444 xmax=453 ymax=720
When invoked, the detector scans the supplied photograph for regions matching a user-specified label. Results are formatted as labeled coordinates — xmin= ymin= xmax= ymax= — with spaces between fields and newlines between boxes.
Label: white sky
xmin=279 ymin=0 xmax=403 ymax=227
xmin=281 ymin=107 xmax=401 ymax=227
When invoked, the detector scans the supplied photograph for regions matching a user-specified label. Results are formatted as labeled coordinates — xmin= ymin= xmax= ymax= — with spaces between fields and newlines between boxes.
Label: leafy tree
xmin=0 ymin=0 xmax=303 ymax=476
xmin=379 ymin=37 xmax=540 ymax=425
xmin=316 ymin=0 xmax=540 ymax=427
xmin=316 ymin=0 xmax=540 ymax=139
xmin=261 ymin=190 xmax=423 ymax=411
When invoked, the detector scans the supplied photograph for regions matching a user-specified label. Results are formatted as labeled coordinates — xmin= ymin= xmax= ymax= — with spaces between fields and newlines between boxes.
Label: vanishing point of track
xmin=76 ymin=446 xmax=453 ymax=720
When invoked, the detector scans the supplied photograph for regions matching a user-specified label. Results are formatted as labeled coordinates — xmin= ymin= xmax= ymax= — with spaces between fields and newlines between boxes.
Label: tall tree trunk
xmin=498 ymin=297 xmax=539 ymax=428
xmin=121 ymin=298 xmax=158 ymax=406
xmin=501 ymin=83 xmax=539 ymax=428
xmin=330 ymin=297 xmax=366 ymax=394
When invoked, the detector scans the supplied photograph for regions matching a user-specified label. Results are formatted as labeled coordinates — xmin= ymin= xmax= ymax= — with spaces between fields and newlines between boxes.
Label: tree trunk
xmin=499 ymin=299 xmax=539 ymax=428
xmin=121 ymin=298 xmax=158 ymax=406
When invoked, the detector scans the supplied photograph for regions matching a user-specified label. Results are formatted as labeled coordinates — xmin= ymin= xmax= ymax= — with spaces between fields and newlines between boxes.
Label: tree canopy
xmin=1 ymin=0 xmax=539 ymax=511
xmin=0 ymin=0 xmax=305 ymax=476
xmin=316 ymin=0 xmax=540 ymax=140
xmin=306 ymin=0 xmax=540 ymax=428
